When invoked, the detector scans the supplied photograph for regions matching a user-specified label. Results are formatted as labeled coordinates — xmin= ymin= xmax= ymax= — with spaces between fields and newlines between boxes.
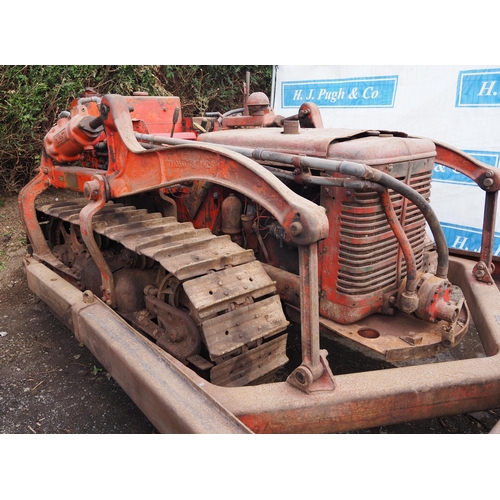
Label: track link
xmin=36 ymin=199 xmax=289 ymax=386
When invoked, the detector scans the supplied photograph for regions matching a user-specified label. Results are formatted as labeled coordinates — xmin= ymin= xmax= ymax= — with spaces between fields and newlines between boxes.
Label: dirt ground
xmin=1 ymin=188 xmax=500 ymax=434
xmin=0 ymin=190 xmax=155 ymax=434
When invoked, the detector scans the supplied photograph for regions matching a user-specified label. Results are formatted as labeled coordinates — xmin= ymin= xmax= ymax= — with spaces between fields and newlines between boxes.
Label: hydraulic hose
xmin=134 ymin=133 xmax=449 ymax=278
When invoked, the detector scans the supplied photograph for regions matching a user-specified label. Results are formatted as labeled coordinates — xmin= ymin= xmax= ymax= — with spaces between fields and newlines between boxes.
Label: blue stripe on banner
xmin=456 ymin=68 xmax=500 ymax=107
xmin=433 ymin=150 xmax=500 ymax=185
xmin=281 ymin=76 xmax=398 ymax=108
xmin=441 ymin=221 xmax=500 ymax=255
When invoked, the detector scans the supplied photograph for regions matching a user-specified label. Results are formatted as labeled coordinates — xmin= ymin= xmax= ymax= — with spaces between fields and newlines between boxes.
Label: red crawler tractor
xmin=18 ymin=83 xmax=500 ymax=433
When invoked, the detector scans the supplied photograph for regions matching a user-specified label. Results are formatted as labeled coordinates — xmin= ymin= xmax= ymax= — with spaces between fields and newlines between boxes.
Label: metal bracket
xmin=473 ymin=260 xmax=495 ymax=285
xmin=286 ymin=243 xmax=335 ymax=393
xmin=79 ymin=175 xmax=116 ymax=307
xmin=287 ymin=350 xmax=335 ymax=393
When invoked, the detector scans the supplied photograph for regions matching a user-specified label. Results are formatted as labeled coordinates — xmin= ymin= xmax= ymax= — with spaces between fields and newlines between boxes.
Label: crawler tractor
xmin=18 ymin=81 xmax=500 ymax=433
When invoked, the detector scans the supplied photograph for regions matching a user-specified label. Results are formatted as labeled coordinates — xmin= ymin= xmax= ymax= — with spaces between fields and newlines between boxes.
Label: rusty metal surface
xmin=23 ymin=257 xmax=252 ymax=434
xmin=18 ymin=89 xmax=500 ymax=434
xmin=199 ymin=127 xmax=360 ymax=157
xmin=100 ymin=94 xmax=329 ymax=247
xmin=434 ymin=140 xmax=500 ymax=192
xmin=36 ymin=200 xmax=290 ymax=386
xmin=79 ymin=176 xmax=116 ymax=307
xmin=182 ymin=260 xmax=276 ymax=319
xmin=264 ymin=260 xmax=468 ymax=362
xmin=434 ymin=141 xmax=499 ymax=282
xmin=206 ymin=256 xmax=500 ymax=433
xmin=201 ymin=295 xmax=289 ymax=359
xmin=198 ymin=128 xmax=436 ymax=166
xmin=286 ymin=244 xmax=335 ymax=393
xmin=317 ymin=166 xmax=432 ymax=325
xmin=210 ymin=334 xmax=289 ymax=387
xmin=318 ymin=304 xmax=469 ymax=363
xmin=472 ymin=191 xmax=498 ymax=284
xmin=24 ymin=253 xmax=500 ymax=433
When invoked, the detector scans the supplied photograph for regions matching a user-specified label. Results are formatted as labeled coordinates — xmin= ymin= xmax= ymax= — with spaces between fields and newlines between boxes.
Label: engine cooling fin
xmin=36 ymin=199 xmax=289 ymax=387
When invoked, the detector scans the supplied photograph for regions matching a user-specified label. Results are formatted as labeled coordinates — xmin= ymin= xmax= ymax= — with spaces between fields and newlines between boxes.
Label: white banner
xmin=271 ymin=65 xmax=500 ymax=255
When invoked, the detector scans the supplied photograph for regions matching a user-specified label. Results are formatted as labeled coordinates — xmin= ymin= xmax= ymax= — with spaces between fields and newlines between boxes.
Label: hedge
xmin=0 ymin=65 xmax=273 ymax=195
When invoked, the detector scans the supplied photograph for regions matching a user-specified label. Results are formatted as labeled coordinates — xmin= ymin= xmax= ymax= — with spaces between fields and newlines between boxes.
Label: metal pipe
xmin=89 ymin=115 xmax=104 ymax=130
xmin=378 ymin=187 xmax=420 ymax=314
xmin=78 ymin=96 xmax=102 ymax=106
xmin=372 ymin=170 xmax=448 ymax=278
xmin=250 ymin=149 xmax=448 ymax=277
xmin=264 ymin=166 xmax=420 ymax=302
xmin=205 ymin=109 xmax=245 ymax=119
xmin=299 ymin=244 xmax=321 ymax=376
xmin=480 ymin=191 xmax=498 ymax=270
xmin=135 ymin=133 xmax=449 ymax=278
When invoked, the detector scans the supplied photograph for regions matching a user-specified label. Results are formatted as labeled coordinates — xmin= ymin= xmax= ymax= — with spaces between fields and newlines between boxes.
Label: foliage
xmin=0 ymin=65 xmax=273 ymax=195
xmin=91 ymin=365 xmax=102 ymax=376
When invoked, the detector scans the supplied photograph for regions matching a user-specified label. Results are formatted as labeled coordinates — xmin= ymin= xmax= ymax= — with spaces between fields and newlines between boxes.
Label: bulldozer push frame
xmin=17 ymin=78 xmax=500 ymax=434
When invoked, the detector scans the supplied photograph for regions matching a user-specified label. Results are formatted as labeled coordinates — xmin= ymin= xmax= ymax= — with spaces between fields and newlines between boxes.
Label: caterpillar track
xmin=36 ymin=198 xmax=290 ymax=387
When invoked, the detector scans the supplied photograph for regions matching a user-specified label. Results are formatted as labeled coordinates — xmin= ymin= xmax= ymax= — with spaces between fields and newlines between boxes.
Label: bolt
xmin=483 ymin=178 xmax=494 ymax=188
xmin=84 ymin=179 xmax=100 ymax=200
xmin=289 ymin=221 xmax=303 ymax=236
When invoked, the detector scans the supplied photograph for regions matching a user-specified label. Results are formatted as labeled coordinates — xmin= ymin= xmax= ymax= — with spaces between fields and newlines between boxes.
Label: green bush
xmin=0 ymin=65 xmax=273 ymax=195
